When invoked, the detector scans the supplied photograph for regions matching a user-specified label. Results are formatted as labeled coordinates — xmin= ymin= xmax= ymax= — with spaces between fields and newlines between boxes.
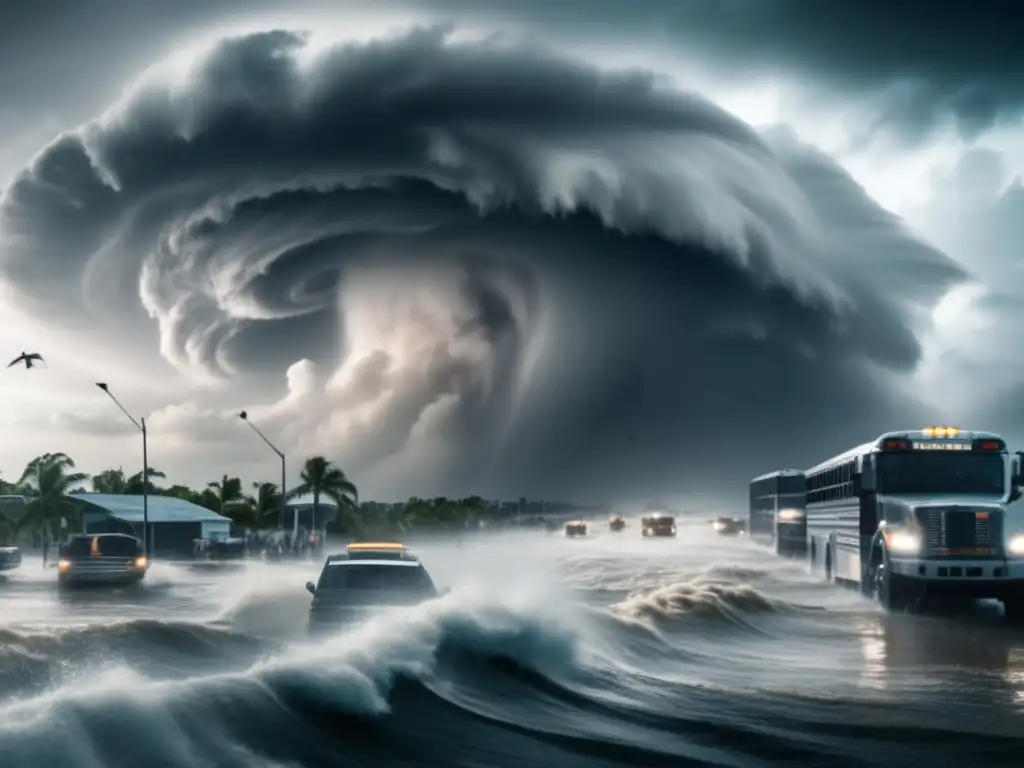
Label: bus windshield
xmin=877 ymin=452 xmax=1005 ymax=496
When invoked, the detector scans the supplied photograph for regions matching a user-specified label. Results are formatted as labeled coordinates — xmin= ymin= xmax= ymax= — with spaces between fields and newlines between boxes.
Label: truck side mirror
xmin=305 ymin=581 xmax=316 ymax=595
xmin=1010 ymin=452 xmax=1024 ymax=503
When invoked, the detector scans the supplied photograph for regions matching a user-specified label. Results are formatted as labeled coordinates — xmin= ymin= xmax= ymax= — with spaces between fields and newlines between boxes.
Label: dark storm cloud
xmin=0 ymin=26 xmax=965 ymax=500
xmin=907 ymin=149 xmax=1024 ymax=440
xmin=657 ymin=0 xmax=1024 ymax=142
xmin=406 ymin=0 xmax=1024 ymax=144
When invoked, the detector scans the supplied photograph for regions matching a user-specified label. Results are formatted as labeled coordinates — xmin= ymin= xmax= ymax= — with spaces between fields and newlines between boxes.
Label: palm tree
xmin=251 ymin=481 xmax=281 ymax=528
xmin=92 ymin=468 xmax=127 ymax=493
xmin=207 ymin=474 xmax=244 ymax=514
xmin=287 ymin=456 xmax=359 ymax=533
xmin=18 ymin=453 xmax=89 ymax=541
xmin=126 ymin=467 xmax=166 ymax=495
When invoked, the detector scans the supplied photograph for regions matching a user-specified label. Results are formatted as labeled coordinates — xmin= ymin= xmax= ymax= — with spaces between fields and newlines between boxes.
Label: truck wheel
xmin=874 ymin=550 xmax=915 ymax=613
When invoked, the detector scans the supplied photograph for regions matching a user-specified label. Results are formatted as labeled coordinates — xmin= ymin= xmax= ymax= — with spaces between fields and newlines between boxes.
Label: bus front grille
xmin=918 ymin=508 xmax=997 ymax=552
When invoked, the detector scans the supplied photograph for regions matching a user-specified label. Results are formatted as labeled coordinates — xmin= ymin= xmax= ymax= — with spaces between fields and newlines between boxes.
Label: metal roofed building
xmin=285 ymin=501 xmax=338 ymax=531
xmin=67 ymin=493 xmax=232 ymax=557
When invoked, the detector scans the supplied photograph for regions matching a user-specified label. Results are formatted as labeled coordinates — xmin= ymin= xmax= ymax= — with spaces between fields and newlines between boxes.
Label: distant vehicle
xmin=565 ymin=521 xmax=588 ymax=537
xmin=799 ymin=426 xmax=1024 ymax=619
xmin=641 ymin=513 xmax=676 ymax=537
xmin=0 ymin=546 xmax=21 ymax=571
xmin=192 ymin=537 xmax=246 ymax=561
xmin=712 ymin=516 xmax=746 ymax=536
xmin=609 ymin=516 xmax=626 ymax=532
xmin=305 ymin=542 xmax=440 ymax=630
xmin=57 ymin=533 xmax=148 ymax=588
xmin=749 ymin=470 xmax=806 ymax=557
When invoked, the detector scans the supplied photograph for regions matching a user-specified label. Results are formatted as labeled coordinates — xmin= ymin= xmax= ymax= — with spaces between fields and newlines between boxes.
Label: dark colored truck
xmin=57 ymin=533 xmax=148 ymax=588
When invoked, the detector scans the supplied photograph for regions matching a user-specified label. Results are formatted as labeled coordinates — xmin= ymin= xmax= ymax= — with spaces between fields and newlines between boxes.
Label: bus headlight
xmin=777 ymin=509 xmax=805 ymax=523
xmin=1008 ymin=535 xmax=1024 ymax=556
xmin=887 ymin=530 xmax=921 ymax=554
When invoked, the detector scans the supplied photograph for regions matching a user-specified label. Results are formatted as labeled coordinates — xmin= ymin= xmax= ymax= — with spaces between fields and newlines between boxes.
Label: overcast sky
xmin=0 ymin=0 xmax=1021 ymax=509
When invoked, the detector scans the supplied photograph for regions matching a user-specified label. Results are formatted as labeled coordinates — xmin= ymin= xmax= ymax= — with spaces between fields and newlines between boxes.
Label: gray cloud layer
xmin=657 ymin=0 xmax=1024 ymax=143
xmin=0 ymin=26 xmax=967 ymax=500
xmin=905 ymin=149 xmax=1024 ymax=438
xmin=453 ymin=0 xmax=1024 ymax=144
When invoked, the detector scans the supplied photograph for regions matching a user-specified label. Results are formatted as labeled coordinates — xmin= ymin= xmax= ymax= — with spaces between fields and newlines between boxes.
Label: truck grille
xmin=918 ymin=508 xmax=997 ymax=551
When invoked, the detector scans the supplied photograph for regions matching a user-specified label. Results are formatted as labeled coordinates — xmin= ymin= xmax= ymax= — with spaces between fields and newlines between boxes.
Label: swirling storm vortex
xmin=0 ymin=26 xmax=963 ymax=498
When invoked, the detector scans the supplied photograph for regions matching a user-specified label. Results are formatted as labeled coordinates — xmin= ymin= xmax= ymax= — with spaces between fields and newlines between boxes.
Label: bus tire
xmin=873 ymin=548 xmax=915 ymax=613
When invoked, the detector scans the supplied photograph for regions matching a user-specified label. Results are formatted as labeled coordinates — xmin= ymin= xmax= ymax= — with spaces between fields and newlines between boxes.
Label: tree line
xmin=0 ymin=452 xmax=358 ymax=544
xmin=0 ymin=452 xmax=511 ymax=545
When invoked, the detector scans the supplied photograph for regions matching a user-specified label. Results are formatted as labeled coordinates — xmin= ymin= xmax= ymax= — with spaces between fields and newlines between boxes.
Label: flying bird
xmin=7 ymin=351 xmax=44 ymax=369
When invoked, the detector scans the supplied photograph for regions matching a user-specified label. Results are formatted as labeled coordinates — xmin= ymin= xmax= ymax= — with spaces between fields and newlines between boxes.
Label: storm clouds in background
xmin=0 ymin=3 xmax=1019 ymax=504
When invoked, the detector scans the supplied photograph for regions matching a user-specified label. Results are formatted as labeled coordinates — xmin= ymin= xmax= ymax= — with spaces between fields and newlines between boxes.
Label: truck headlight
xmin=887 ymin=530 xmax=921 ymax=554
xmin=1008 ymin=535 xmax=1024 ymax=556
xmin=777 ymin=509 xmax=805 ymax=523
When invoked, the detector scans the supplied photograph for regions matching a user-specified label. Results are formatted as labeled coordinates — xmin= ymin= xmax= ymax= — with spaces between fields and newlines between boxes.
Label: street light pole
xmin=96 ymin=383 xmax=150 ymax=559
xmin=238 ymin=411 xmax=288 ymax=533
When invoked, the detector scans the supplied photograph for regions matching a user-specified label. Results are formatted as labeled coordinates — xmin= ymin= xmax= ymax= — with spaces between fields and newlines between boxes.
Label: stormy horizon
xmin=1 ymin=3 xmax=1023 ymax=508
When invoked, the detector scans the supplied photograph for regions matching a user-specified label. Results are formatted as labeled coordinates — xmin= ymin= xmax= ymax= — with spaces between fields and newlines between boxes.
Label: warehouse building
xmin=68 ymin=493 xmax=232 ymax=557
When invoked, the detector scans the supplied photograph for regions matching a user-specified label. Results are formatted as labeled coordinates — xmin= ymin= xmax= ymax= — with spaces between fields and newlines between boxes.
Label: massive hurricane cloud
xmin=0 ymin=26 xmax=967 ymax=501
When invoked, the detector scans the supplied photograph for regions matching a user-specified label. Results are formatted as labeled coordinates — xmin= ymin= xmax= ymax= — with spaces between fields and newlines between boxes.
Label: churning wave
xmin=3 ymin=560 xmax=1024 ymax=768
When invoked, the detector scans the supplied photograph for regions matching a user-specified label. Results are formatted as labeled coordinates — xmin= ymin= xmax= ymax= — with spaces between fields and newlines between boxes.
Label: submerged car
xmin=641 ymin=513 xmax=676 ymax=537
xmin=57 ymin=533 xmax=148 ymax=588
xmin=712 ymin=517 xmax=746 ymax=536
xmin=306 ymin=542 xmax=440 ymax=630
xmin=0 ymin=546 xmax=22 ymax=572
xmin=565 ymin=521 xmax=588 ymax=537
xmin=609 ymin=516 xmax=626 ymax=532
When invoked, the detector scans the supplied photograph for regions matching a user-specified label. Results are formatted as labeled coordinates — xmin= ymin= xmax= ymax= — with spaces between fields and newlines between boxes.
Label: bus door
xmin=856 ymin=454 xmax=880 ymax=587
